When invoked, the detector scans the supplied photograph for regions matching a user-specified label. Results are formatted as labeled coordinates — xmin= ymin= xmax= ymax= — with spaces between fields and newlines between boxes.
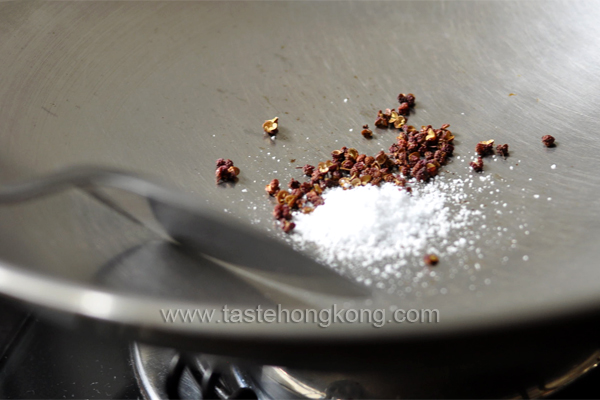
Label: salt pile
xmin=291 ymin=177 xmax=482 ymax=274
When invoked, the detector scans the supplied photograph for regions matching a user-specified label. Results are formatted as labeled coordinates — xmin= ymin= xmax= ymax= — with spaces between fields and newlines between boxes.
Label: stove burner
xmin=132 ymin=344 xmax=260 ymax=400
xmin=165 ymin=353 xmax=258 ymax=399
xmin=132 ymin=343 xmax=600 ymax=399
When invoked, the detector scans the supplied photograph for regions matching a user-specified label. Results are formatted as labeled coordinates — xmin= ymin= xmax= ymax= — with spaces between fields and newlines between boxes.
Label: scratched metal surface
xmin=0 ymin=1 xmax=599 ymax=347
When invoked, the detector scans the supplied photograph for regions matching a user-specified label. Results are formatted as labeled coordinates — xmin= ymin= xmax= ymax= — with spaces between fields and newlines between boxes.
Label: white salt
xmin=291 ymin=178 xmax=481 ymax=271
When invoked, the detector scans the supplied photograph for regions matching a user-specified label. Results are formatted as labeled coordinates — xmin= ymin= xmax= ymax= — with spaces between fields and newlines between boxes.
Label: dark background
xmin=0 ymin=296 xmax=597 ymax=399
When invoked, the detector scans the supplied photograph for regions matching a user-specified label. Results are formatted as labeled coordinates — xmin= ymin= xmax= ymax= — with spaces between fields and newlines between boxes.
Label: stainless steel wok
xmin=0 ymin=0 xmax=599 ymax=380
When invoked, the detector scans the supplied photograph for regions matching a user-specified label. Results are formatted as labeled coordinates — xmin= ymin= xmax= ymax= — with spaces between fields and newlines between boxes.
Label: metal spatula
xmin=0 ymin=167 xmax=369 ymax=298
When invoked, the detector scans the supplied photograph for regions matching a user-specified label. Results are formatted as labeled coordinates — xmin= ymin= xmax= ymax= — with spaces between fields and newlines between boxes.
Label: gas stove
xmin=1 ymin=298 xmax=598 ymax=399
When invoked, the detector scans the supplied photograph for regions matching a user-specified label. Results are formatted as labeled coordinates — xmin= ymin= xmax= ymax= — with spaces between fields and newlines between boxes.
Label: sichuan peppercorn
xmin=388 ymin=111 xmax=406 ymax=129
xmin=302 ymin=164 xmax=315 ymax=176
xmin=215 ymin=159 xmax=239 ymax=183
xmin=265 ymin=179 xmax=280 ymax=196
xmin=331 ymin=150 xmax=344 ymax=161
xmin=424 ymin=254 xmax=439 ymax=266
xmin=281 ymin=220 xmax=295 ymax=233
xmin=273 ymin=204 xmax=292 ymax=221
xmin=300 ymin=182 xmax=312 ymax=193
xmin=475 ymin=140 xmax=495 ymax=157
xmin=306 ymin=190 xmax=324 ymax=206
xmin=397 ymin=93 xmax=416 ymax=107
xmin=288 ymin=178 xmax=300 ymax=189
xmin=496 ymin=144 xmax=509 ymax=158
xmin=470 ymin=157 xmax=484 ymax=172
xmin=216 ymin=158 xmax=233 ymax=168
xmin=341 ymin=159 xmax=354 ymax=170
xmin=262 ymin=117 xmax=279 ymax=136
xmin=374 ymin=110 xmax=389 ymax=128
xmin=542 ymin=135 xmax=556 ymax=147
xmin=263 ymin=94 xmax=467 ymax=237
xmin=397 ymin=102 xmax=410 ymax=116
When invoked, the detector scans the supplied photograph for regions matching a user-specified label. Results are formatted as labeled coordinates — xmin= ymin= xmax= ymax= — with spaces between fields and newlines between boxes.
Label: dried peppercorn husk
xmin=425 ymin=128 xmax=436 ymax=142
xmin=331 ymin=150 xmax=344 ymax=161
xmin=426 ymin=162 xmax=439 ymax=177
xmin=374 ymin=110 xmax=390 ymax=128
xmin=262 ymin=117 xmax=279 ymax=135
xmin=475 ymin=140 xmax=495 ymax=156
xmin=388 ymin=110 xmax=406 ymax=129
xmin=347 ymin=148 xmax=359 ymax=161
xmin=317 ymin=162 xmax=330 ymax=174
xmin=275 ymin=190 xmax=288 ymax=204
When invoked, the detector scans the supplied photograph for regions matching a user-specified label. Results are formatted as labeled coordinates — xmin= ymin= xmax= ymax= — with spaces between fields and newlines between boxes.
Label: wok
xmin=0 ymin=0 xmax=599 ymax=380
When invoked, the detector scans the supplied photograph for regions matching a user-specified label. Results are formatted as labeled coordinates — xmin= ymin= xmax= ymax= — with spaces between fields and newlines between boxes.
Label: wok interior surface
xmin=0 ymin=0 xmax=599 ymax=345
